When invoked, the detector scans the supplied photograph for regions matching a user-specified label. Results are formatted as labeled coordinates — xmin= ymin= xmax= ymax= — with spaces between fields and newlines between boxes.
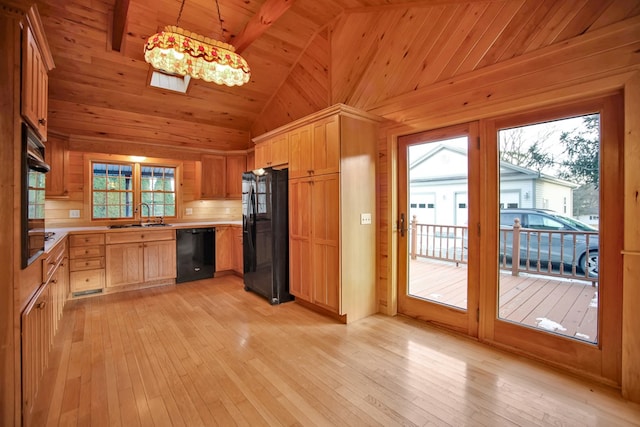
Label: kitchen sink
xmin=108 ymin=223 xmax=172 ymax=229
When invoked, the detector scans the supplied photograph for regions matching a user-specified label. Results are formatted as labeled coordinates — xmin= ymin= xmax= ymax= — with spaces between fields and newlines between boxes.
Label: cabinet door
xmin=215 ymin=226 xmax=234 ymax=272
xmin=22 ymin=26 xmax=48 ymax=140
xmin=311 ymin=174 xmax=340 ymax=312
xmin=232 ymin=227 xmax=243 ymax=274
xmin=288 ymin=125 xmax=313 ymax=178
xmin=45 ymin=134 xmax=69 ymax=198
xmin=289 ymin=178 xmax=313 ymax=301
xmin=199 ymin=155 xmax=226 ymax=199
xmin=106 ymin=243 xmax=144 ymax=287
xmin=225 ymin=155 xmax=246 ymax=198
xmin=270 ymin=134 xmax=289 ymax=167
xmin=311 ymin=116 xmax=340 ymax=176
xmin=144 ymin=240 xmax=176 ymax=281
xmin=254 ymin=141 xmax=270 ymax=169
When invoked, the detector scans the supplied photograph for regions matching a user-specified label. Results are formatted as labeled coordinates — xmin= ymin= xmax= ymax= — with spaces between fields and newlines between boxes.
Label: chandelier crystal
xmin=144 ymin=6 xmax=251 ymax=87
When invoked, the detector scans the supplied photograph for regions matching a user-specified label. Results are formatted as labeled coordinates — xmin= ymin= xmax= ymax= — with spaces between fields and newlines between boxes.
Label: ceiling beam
xmin=111 ymin=0 xmax=130 ymax=52
xmin=231 ymin=0 xmax=294 ymax=54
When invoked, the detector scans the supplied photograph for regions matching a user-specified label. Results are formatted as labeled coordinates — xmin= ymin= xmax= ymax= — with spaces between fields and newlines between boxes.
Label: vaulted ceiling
xmin=36 ymin=0 xmax=640 ymax=152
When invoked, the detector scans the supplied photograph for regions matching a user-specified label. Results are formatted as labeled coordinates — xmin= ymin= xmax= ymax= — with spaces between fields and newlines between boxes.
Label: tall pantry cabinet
xmin=257 ymin=104 xmax=380 ymax=323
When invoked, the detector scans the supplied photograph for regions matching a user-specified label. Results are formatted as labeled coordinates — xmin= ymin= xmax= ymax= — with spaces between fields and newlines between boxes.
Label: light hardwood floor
xmin=31 ymin=275 xmax=640 ymax=426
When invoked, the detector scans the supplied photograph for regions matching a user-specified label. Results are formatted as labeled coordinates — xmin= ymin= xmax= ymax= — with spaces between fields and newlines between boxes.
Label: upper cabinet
xmin=254 ymin=133 xmax=288 ymax=169
xmin=45 ymin=132 xmax=69 ymax=198
xmin=196 ymin=153 xmax=247 ymax=200
xmin=21 ymin=6 xmax=55 ymax=141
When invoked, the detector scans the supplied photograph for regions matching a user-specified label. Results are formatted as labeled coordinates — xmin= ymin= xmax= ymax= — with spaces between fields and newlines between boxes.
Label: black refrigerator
xmin=242 ymin=168 xmax=293 ymax=305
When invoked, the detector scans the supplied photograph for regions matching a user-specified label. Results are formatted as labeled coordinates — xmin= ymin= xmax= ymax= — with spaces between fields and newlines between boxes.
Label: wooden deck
xmin=409 ymin=258 xmax=598 ymax=343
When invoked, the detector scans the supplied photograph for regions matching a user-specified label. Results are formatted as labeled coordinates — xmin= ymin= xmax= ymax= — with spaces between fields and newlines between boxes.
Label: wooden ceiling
xmin=35 ymin=0 xmax=640 ymax=152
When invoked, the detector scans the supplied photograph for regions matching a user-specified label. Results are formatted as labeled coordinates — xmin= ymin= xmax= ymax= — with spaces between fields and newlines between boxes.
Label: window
xmin=141 ymin=166 xmax=176 ymax=216
xmin=91 ymin=160 xmax=177 ymax=220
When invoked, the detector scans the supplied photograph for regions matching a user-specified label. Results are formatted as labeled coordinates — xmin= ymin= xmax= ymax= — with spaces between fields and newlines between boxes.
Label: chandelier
xmin=143 ymin=0 xmax=251 ymax=87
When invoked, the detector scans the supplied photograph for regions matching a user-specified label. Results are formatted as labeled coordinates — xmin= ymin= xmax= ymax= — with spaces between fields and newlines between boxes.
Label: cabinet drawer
xmin=69 ymin=233 xmax=105 ymax=246
xmin=69 ymin=257 xmax=104 ymax=271
xmin=106 ymin=229 xmax=175 ymax=245
xmin=42 ymin=239 xmax=67 ymax=283
xmin=69 ymin=245 xmax=105 ymax=259
xmin=70 ymin=269 xmax=104 ymax=293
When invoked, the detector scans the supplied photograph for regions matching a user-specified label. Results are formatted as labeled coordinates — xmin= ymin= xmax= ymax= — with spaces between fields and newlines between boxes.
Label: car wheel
xmin=579 ymin=250 xmax=599 ymax=278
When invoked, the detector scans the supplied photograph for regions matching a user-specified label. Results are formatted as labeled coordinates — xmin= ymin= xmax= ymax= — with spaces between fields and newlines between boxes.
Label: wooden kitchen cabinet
xmin=106 ymin=229 xmax=176 ymax=288
xmin=198 ymin=154 xmax=226 ymax=199
xmin=68 ymin=233 xmax=105 ymax=295
xmin=105 ymin=243 xmax=144 ymax=287
xmin=225 ymin=154 xmax=246 ymax=198
xmin=144 ymin=240 xmax=177 ymax=281
xmin=21 ymin=16 xmax=54 ymax=141
xmin=254 ymin=134 xmax=288 ymax=169
xmin=197 ymin=154 xmax=247 ymax=199
xmin=284 ymin=105 xmax=380 ymax=323
xmin=45 ymin=132 xmax=69 ymax=198
xmin=289 ymin=116 xmax=339 ymax=179
xmin=232 ymin=226 xmax=243 ymax=275
xmin=215 ymin=226 xmax=234 ymax=272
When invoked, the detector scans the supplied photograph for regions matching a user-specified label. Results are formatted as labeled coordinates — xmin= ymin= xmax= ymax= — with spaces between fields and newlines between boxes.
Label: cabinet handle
xmin=52 ymin=279 xmax=58 ymax=284
xmin=38 ymin=118 xmax=46 ymax=125
xmin=36 ymin=301 xmax=46 ymax=310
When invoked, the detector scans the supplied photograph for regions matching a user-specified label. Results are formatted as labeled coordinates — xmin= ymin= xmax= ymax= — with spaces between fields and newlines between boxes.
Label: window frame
xmin=85 ymin=154 xmax=182 ymax=224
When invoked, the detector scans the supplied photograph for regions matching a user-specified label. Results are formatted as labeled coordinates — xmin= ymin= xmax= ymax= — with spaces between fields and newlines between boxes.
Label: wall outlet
xmin=69 ymin=209 xmax=80 ymax=218
xmin=360 ymin=213 xmax=372 ymax=225
xmin=185 ymin=208 xmax=193 ymax=215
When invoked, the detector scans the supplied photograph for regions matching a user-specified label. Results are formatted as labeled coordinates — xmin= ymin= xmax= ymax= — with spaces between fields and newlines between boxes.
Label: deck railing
xmin=409 ymin=216 xmax=598 ymax=283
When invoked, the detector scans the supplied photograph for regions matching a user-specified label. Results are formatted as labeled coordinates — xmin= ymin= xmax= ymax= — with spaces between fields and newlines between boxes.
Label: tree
xmin=499 ymin=126 xmax=555 ymax=173
xmin=558 ymin=114 xmax=600 ymax=187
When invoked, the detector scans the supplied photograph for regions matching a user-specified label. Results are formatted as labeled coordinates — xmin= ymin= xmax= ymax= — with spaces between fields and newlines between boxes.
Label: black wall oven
xmin=22 ymin=122 xmax=50 ymax=268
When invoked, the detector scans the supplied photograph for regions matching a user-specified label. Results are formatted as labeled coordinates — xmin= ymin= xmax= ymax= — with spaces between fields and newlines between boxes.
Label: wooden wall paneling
xmin=590 ymin=0 xmax=640 ymax=31
xmin=492 ymin=1 xmax=556 ymax=63
xmin=49 ymin=100 xmax=251 ymax=151
xmin=453 ymin=1 xmax=524 ymax=75
xmin=622 ymin=72 xmax=640 ymax=402
xmin=553 ymin=0 xmax=620 ymax=43
xmin=329 ymin=11 xmax=383 ymax=105
xmin=521 ymin=0 xmax=583 ymax=54
xmin=437 ymin=1 xmax=508 ymax=80
xmin=420 ymin=3 xmax=493 ymax=86
xmin=368 ymin=16 xmax=640 ymax=122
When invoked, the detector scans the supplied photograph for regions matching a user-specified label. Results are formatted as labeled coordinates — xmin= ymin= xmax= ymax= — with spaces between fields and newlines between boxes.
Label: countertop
xmin=44 ymin=221 xmax=242 ymax=253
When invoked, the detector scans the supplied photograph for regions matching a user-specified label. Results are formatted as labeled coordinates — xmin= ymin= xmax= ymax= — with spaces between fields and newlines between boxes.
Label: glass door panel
xmin=497 ymin=115 xmax=600 ymax=344
xmin=398 ymin=123 xmax=479 ymax=336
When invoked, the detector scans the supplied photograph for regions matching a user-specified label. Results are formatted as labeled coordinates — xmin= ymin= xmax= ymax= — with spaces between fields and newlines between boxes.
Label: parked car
xmin=499 ymin=208 xmax=599 ymax=278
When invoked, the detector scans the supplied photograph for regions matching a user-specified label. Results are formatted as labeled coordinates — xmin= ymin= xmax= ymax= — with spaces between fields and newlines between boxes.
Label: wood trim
xmin=347 ymin=0 xmax=515 ymax=14
xmin=622 ymin=72 xmax=640 ymax=402
xmin=253 ymin=103 xmax=381 ymax=143
xmin=24 ymin=4 xmax=54 ymax=71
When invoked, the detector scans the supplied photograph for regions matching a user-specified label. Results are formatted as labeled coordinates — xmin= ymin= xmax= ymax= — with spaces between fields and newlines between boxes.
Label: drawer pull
xmin=36 ymin=301 xmax=46 ymax=310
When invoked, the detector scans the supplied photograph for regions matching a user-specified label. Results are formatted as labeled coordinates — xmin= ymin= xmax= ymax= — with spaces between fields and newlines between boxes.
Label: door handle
xmin=398 ymin=213 xmax=406 ymax=237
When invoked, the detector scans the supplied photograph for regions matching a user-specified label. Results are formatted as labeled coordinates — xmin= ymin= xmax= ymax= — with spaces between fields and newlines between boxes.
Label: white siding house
xmin=410 ymin=145 xmax=578 ymax=225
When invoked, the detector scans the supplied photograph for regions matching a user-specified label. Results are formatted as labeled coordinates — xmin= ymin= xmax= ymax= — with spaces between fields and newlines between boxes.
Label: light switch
xmin=69 ymin=209 xmax=80 ymax=218
xmin=360 ymin=213 xmax=372 ymax=225
xmin=185 ymin=208 xmax=193 ymax=215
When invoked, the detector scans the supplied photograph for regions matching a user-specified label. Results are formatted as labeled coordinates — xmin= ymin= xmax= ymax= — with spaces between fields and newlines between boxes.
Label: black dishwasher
xmin=176 ymin=228 xmax=215 ymax=283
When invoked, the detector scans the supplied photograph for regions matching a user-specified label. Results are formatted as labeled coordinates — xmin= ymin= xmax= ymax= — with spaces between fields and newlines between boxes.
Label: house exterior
xmin=409 ymin=144 xmax=578 ymax=225
xmin=2 ymin=1 xmax=640 ymax=425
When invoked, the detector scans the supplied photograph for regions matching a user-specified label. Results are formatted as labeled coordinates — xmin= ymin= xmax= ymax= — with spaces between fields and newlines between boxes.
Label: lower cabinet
xmin=22 ymin=239 xmax=67 ymax=423
xmin=106 ymin=229 xmax=176 ymax=288
xmin=68 ymin=233 xmax=105 ymax=295
xmin=232 ymin=225 xmax=243 ymax=275
xmin=215 ymin=226 xmax=234 ymax=272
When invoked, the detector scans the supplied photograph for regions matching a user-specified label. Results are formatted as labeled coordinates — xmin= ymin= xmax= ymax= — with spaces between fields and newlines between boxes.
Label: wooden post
xmin=512 ymin=218 xmax=521 ymax=276
xmin=410 ymin=215 xmax=418 ymax=260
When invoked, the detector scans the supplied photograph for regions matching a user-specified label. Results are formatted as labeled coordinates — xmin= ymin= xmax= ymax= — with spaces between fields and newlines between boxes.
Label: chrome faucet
xmin=135 ymin=202 xmax=151 ymax=223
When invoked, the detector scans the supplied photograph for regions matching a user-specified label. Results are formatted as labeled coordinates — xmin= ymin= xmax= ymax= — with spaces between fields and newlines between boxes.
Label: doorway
xmin=397 ymin=95 xmax=623 ymax=383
